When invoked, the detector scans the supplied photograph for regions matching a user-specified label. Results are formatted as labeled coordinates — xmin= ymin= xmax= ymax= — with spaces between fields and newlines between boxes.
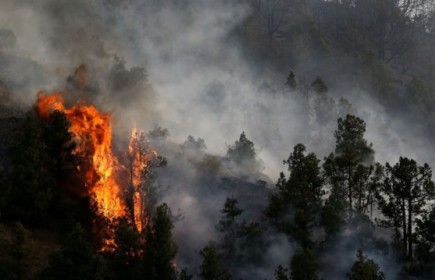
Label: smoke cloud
xmin=1 ymin=0 xmax=434 ymax=278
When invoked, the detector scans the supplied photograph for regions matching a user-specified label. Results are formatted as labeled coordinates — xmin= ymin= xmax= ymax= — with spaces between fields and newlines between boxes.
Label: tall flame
xmin=34 ymin=72 xmax=160 ymax=252
xmin=128 ymin=129 xmax=158 ymax=232
xmin=36 ymin=91 xmax=127 ymax=220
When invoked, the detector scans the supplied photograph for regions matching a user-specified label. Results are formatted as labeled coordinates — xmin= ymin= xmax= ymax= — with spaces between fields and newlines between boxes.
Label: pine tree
xmin=142 ymin=203 xmax=177 ymax=280
xmin=227 ymin=132 xmax=260 ymax=170
xmin=311 ymin=77 xmax=328 ymax=94
xmin=275 ymin=265 xmax=289 ymax=280
xmin=7 ymin=113 xmax=54 ymax=224
xmin=347 ymin=249 xmax=385 ymax=280
xmin=109 ymin=218 xmax=141 ymax=278
xmin=323 ymin=115 xmax=377 ymax=213
xmin=40 ymin=224 xmax=104 ymax=280
xmin=266 ymin=144 xmax=323 ymax=246
xmin=198 ymin=242 xmax=231 ymax=280
xmin=286 ymin=71 xmax=297 ymax=90
xmin=218 ymin=197 xmax=244 ymax=242
xmin=217 ymin=197 xmax=257 ymax=262
xmin=378 ymin=157 xmax=435 ymax=259
xmin=290 ymin=249 xmax=320 ymax=280
xmin=43 ymin=110 xmax=76 ymax=189
xmin=334 ymin=115 xmax=374 ymax=163
xmin=415 ymin=206 xmax=435 ymax=277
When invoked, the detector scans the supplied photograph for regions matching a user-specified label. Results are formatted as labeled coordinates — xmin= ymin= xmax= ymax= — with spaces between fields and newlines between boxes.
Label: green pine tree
xmin=40 ymin=224 xmax=104 ymax=280
xmin=290 ymin=249 xmax=320 ymax=280
xmin=198 ymin=242 xmax=231 ymax=280
xmin=142 ymin=203 xmax=177 ymax=280
xmin=347 ymin=249 xmax=385 ymax=280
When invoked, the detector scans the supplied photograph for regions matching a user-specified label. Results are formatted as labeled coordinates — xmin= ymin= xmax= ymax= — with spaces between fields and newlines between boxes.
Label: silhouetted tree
xmin=347 ymin=249 xmax=385 ymax=280
xmin=183 ymin=135 xmax=207 ymax=152
xmin=109 ymin=219 xmax=141 ymax=279
xmin=6 ymin=113 xmax=54 ymax=224
xmin=335 ymin=115 xmax=375 ymax=162
xmin=217 ymin=197 xmax=259 ymax=263
xmin=378 ymin=157 xmax=435 ymax=259
xmin=40 ymin=224 xmax=104 ymax=280
xmin=290 ymin=249 xmax=320 ymax=280
xmin=286 ymin=71 xmax=297 ymax=90
xmin=274 ymin=265 xmax=289 ymax=280
xmin=321 ymin=184 xmax=347 ymax=236
xmin=218 ymin=197 xmax=244 ymax=241
xmin=415 ymin=206 xmax=435 ymax=277
xmin=142 ymin=203 xmax=177 ymax=280
xmin=323 ymin=115 xmax=376 ymax=213
xmin=227 ymin=132 xmax=257 ymax=169
xmin=311 ymin=77 xmax=328 ymax=94
xmin=198 ymin=242 xmax=231 ymax=280
xmin=266 ymin=144 xmax=323 ymax=247
xmin=43 ymin=110 xmax=75 ymax=188
xmin=251 ymin=0 xmax=290 ymax=39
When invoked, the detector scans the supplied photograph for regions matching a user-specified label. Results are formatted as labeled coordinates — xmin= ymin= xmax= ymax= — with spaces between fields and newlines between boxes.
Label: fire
xmin=128 ymin=129 xmax=158 ymax=232
xmin=36 ymin=91 xmax=126 ymax=220
xmin=35 ymin=91 xmax=158 ymax=245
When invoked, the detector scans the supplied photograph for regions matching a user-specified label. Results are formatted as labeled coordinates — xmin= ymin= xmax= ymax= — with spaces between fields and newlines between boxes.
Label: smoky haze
xmin=1 ymin=0 xmax=434 ymax=279
xmin=1 ymin=0 xmax=433 ymax=174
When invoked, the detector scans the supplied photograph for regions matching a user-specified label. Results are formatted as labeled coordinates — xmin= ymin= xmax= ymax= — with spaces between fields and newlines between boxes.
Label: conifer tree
xmin=347 ymin=249 xmax=385 ymax=280
xmin=275 ymin=265 xmax=289 ymax=280
xmin=323 ymin=115 xmax=376 ymax=213
xmin=378 ymin=157 xmax=435 ymax=259
xmin=199 ymin=242 xmax=231 ymax=280
xmin=40 ymin=224 xmax=104 ymax=280
xmin=142 ymin=203 xmax=177 ymax=280
xmin=290 ymin=249 xmax=320 ymax=280
xmin=266 ymin=144 xmax=323 ymax=246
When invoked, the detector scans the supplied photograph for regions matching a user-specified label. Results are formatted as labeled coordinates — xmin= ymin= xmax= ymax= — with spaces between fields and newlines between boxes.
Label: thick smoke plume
xmin=1 ymin=0 xmax=434 ymax=278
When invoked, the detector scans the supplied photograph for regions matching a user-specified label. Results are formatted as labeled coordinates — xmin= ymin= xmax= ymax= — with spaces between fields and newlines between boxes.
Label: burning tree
xmin=35 ymin=91 xmax=161 ymax=250
xmin=127 ymin=129 xmax=162 ymax=232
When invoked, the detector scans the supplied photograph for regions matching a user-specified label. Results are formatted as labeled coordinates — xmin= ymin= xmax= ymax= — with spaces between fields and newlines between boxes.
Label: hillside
xmin=1 ymin=1 xmax=435 ymax=279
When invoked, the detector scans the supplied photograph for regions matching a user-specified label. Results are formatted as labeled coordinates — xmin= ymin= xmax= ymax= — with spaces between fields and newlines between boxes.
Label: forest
xmin=1 ymin=0 xmax=435 ymax=279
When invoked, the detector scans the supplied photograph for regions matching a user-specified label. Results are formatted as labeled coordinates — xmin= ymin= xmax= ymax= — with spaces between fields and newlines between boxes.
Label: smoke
xmin=1 ymin=0 xmax=434 ymax=278
xmin=319 ymin=215 xmax=401 ymax=279
xmin=3 ymin=0 xmax=433 ymax=172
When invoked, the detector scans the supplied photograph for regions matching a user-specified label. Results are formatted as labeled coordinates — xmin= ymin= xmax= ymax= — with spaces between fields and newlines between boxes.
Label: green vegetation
xmin=1 ymin=107 xmax=435 ymax=279
xmin=2 ymin=0 xmax=435 ymax=279
xmin=347 ymin=250 xmax=385 ymax=280
xmin=199 ymin=242 xmax=231 ymax=280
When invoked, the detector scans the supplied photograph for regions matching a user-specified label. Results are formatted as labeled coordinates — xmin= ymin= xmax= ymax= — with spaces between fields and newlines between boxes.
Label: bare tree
xmin=396 ymin=0 xmax=435 ymax=18
xmin=252 ymin=0 xmax=290 ymax=39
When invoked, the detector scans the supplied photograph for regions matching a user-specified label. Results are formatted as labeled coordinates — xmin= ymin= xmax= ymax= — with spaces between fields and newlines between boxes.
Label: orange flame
xmin=35 ymin=91 xmax=159 ymax=250
xmin=36 ymin=91 xmax=127 ymax=221
xmin=128 ymin=128 xmax=158 ymax=232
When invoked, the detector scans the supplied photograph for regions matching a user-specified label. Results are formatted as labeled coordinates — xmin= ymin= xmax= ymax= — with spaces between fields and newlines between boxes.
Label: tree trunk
xmin=402 ymin=200 xmax=407 ymax=257
xmin=348 ymin=169 xmax=353 ymax=211
xmin=408 ymin=199 xmax=413 ymax=259
xmin=56 ymin=157 xmax=61 ymax=190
